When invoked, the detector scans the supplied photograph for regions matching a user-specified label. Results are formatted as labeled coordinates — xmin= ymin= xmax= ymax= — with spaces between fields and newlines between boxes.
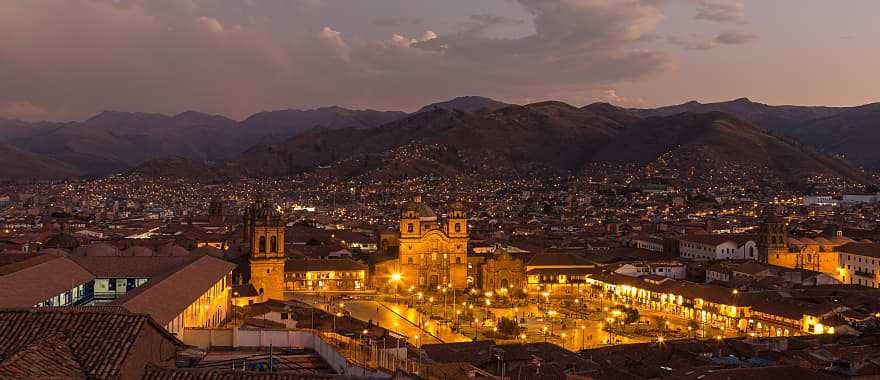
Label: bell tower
xmin=757 ymin=209 xmax=787 ymax=263
xmin=400 ymin=197 xmax=422 ymax=239
xmin=445 ymin=201 xmax=467 ymax=238
xmin=249 ymin=201 xmax=286 ymax=301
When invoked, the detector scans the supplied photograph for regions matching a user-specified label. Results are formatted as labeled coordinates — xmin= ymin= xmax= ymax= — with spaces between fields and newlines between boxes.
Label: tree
xmin=623 ymin=308 xmax=640 ymax=325
xmin=497 ymin=316 xmax=519 ymax=336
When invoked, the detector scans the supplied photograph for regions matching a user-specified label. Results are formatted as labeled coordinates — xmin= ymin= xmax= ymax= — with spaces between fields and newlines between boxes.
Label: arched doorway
xmin=500 ymin=278 xmax=509 ymax=289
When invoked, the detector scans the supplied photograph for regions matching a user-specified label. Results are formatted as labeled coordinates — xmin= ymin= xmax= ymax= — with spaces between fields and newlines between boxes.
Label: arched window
xmin=407 ymin=223 xmax=413 ymax=233
xmin=258 ymin=236 xmax=266 ymax=253
xmin=455 ymin=257 xmax=461 ymax=264
xmin=408 ymin=257 xmax=413 ymax=264
xmin=455 ymin=223 xmax=461 ymax=233
xmin=270 ymin=236 xmax=277 ymax=253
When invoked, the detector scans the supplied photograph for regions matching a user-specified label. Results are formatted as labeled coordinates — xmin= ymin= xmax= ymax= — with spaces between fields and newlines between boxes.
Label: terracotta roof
xmin=69 ymin=255 xmax=200 ymax=278
xmin=0 ymin=308 xmax=183 ymax=379
xmin=113 ymin=255 xmax=236 ymax=326
xmin=526 ymin=252 xmax=594 ymax=268
xmin=838 ymin=242 xmax=880 ymax=258
xmin=0 ymin=332 xmax=87 ymax=379
xmin=0 ymin=252 xmax=94 ymax=307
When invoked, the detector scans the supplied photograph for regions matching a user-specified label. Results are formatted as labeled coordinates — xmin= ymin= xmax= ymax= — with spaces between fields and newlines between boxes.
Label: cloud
xmin=714 ymin=30 xmax=757 ymax=45
xmin=197 ymin=16 xmax=224 ymax=34
xmin=696 ymin=0 xmax=746 ymax=24
xmin=0 ymin=101 xmax=48 ymax=120
xmin=0 ymin=0 xmax=675 ymax=120
xmin=318 ymin=26 xmax=351 ymax=62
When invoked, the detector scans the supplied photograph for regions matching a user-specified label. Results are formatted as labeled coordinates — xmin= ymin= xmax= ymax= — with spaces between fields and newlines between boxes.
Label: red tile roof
xmin=0 ymin=308 xmax=183 ymax=379
xmin=113 ymin=255 xmax=235 ymax=326
xmin=0 ymin=252 xmax=94 ymax=307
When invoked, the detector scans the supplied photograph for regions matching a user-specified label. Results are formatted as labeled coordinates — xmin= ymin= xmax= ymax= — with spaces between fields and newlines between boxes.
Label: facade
xmin=397 ymin=197 xmax=469 ymax=289
xmin=283 ymin=258 xmax=367 ymax=291
xmin=248 ymin=201 xmax=287 ymax=302
xmin=836 ymin=242 xmax=880 ymax=287
xmin=587 ymin=272 xmax=841 ymax=336
xmin=614 ymin=261 xmax=686 ymax=280
xmin=678 ymin=234 xmax=758 ymax=261
xmin=770 ymin=235 xmax=853 ymax=274
xmin=479 ymin=249 xmax=526 ymax=292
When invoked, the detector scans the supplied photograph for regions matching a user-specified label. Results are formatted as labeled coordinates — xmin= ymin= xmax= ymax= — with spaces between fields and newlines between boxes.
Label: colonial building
xmin=837 ymin=242 xmax=880 ymax=287
xmin=479 ymin=249 xmax=526 ymax=292
xmin=247 ymin=201 xmax=287 ymax=302
xmin=678 ymin=234 xmax=758 ymax=261
xmin=396 ymin=197 xmax=469 ymax=289
xmin=283 ymin=258 xmax=367 ymax=291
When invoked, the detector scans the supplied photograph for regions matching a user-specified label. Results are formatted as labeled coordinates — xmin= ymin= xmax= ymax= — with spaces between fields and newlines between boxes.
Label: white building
xmin=628 ymin=236 xmax=664 ymax=253
xmin=678 ymin=234 xmax=758 ymax=261
xmin=614 ymin=261 xmax=686 ymax=280
xmin=837 ymin=243 xmax=880 ymax=287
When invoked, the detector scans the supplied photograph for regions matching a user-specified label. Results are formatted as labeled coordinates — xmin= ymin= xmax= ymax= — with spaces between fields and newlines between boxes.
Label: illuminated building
xmin=247 ymin=201 xmax=286 ymax=302
xmin=397 ymin=196 xmax=468 ymax=289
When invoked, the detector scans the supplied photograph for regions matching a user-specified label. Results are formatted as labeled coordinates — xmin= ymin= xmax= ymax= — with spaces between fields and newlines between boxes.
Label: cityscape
xmin=2 ymin=1 xmax=880 ymax=380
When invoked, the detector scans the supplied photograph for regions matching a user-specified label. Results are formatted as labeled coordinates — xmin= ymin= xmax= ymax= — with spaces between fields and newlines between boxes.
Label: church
xmin=245 ymin=201 xmax=286 ymax=302
xmin=393 ymin=196 xmax=469 ymax=290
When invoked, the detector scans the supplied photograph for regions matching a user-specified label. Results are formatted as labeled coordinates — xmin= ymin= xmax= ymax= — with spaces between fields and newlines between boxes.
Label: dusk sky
xmin=1 ymin=0 xmax=878 ymax=121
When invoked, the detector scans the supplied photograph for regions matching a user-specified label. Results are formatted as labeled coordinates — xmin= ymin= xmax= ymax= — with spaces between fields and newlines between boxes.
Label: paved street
xmin=288 ymin=293 xmax=470 ymax=346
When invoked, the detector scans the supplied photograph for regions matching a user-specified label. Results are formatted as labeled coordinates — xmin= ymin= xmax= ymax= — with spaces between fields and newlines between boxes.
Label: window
xmin=270 ymin=236 xmax=277 ymax=253
xmin=408 ymin=257 xmax=413 ymax=264
xmin=259 ymin=236 xmax=266 ymax=253
xmin=407 ymin=223 xmax=413 ymax=233
xmin=455 ymin=257 xmax=461 ymax=264
xmin=455 ymin=223 xmax=461 ymax=233
xmin=281 ymin=312 xmax=289 ymax=320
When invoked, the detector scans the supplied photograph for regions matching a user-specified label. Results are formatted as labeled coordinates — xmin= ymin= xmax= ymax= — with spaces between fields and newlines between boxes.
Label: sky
xmin=0 ymin=0 xmax=877 ymax=121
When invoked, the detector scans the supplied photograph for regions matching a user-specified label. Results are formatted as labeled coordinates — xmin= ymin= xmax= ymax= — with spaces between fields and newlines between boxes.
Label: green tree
xmin=497 ymin=316 xmax=519 ymax=336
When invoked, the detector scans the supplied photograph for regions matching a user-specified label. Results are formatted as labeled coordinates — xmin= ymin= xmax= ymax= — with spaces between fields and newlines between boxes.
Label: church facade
xmin=396 ymin=196 xmax=469 ymax=289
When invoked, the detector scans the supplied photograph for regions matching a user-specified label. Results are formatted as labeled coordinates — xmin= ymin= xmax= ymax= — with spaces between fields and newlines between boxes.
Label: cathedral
xmin=396 ymin=196 xmax=469 ymax=289
xmin=245 ymin=201 xmax=286 ymax=302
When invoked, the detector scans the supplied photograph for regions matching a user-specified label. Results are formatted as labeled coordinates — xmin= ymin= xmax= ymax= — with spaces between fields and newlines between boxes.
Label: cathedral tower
xmin=758 ymin=210 xmax=787 ymax=264
xmin=249 ymin=201 xmax=286 ymax=301
xmin=445 ymin=201 xmax=467 ymax=238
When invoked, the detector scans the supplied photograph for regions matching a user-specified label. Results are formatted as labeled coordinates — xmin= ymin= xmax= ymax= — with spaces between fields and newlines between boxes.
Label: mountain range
xmin=1 ymin=95 xmax=878 ymax=188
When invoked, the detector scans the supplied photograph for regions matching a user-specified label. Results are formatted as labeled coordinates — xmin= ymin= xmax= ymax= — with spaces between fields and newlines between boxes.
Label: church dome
xmin=401 ymin=196 xmax=435 ymax=219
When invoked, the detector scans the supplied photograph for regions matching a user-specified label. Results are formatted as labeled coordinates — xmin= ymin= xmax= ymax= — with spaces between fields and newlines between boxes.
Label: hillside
xmin=592 ymin=112 xmax=871 ymax=187
xmin=417 ymin=96 xmax=511 ymax=113
xmin=783 ymin=103 xmax=880 ymax=166
xmin=632 ymin=98 xmax=848 ymax=134
xmin=0 ymin=143 xmax=82 ymax=180
xmin=229 ymin=101 xmax=623 ymax=178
